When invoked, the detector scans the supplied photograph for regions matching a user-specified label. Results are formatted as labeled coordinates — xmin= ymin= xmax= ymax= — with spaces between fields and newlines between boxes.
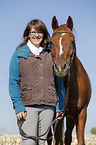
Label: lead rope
xmin=17 ymin=110 xmax=66 ymax=141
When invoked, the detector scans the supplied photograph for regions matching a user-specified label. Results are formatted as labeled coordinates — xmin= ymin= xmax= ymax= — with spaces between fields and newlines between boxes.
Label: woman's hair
xmin=18 ymin=19 xmax=50 ymax=48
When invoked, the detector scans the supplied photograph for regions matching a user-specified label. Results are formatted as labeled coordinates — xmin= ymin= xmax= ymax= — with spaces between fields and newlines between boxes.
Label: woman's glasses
xmin=29 ymin=31 xmax=43 ymax=35
xmin=29 ymin=31 xmax=43 ymax=39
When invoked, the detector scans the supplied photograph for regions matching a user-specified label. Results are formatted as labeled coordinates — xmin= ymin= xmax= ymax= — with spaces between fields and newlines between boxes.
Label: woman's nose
xmin=35 ymin=32 xmax=39 ymax=36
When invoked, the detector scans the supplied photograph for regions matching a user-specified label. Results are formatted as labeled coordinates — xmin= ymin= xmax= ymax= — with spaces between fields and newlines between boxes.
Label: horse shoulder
xmin=74 ymin=56 xmax=91 ymax=102
xmin=75 ymin=57 xmax=91 ymax=84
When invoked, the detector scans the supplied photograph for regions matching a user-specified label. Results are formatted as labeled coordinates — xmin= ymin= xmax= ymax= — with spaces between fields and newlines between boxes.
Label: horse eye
xmin=50 ymin=41 xmax=53 ymax=46
xmin=71 ymin=41 xmax=75 ymax=47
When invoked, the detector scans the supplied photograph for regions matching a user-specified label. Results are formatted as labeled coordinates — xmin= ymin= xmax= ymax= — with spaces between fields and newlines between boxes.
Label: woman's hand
xmin=56 ymin=112 xmax=64 ymax=120
xmin=16 ymin=111 xmax=27 ymax=120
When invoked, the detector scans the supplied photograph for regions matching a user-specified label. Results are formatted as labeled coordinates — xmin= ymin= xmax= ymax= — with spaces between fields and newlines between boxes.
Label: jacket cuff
xmin=14 ymin=101 xmax=27 ymax=114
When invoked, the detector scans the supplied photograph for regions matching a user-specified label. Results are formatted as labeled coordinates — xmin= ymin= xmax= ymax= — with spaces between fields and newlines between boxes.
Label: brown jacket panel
xmin=20 ymin=51 xmax=57 ymax=107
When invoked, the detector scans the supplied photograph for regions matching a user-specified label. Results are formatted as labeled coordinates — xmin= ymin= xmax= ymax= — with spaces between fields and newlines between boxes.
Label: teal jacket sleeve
xmin=9 ymin=49 xmax=26 ymax=114
xmin=55 ymin=77 xmax=66 ymax=112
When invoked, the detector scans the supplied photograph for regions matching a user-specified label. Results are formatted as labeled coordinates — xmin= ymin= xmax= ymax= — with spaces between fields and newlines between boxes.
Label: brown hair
xmin=18 ymin=19 xmax=50 ymax=48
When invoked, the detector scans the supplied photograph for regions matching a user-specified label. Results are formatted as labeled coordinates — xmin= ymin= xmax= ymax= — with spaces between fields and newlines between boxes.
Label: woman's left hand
xmin=56 ymin=112 xmax=64 ymax=120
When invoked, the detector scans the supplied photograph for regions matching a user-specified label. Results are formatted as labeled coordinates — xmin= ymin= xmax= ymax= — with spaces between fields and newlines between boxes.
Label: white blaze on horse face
xmin=59 ymin=33 xmax=66 ymax=57
xmin=59 ymin=65 xmax=62 ymax=72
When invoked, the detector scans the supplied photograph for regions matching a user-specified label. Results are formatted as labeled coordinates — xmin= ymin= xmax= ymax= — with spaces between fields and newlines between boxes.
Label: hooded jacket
xmin=9 ymin=44 xmax=57 ymax=114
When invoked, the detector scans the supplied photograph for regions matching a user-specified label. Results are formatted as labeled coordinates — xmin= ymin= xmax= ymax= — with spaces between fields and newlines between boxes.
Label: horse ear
xmin=67 ymin=16 xmax=73 ymax=31
xmin=52 ymin=16 xmax=59 ymax=30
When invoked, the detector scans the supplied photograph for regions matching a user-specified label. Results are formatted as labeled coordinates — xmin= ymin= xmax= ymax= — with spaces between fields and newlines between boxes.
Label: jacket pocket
xmin=48 ymin=81 xmax=56 ymax=98
xmin=21 ymin=83 xmax=32 ymax=91
xmin=20 ymin=83 xmax=32 ymax=101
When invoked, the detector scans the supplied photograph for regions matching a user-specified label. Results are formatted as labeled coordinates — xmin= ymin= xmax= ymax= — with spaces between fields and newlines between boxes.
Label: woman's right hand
xmin=16 ymin=111 xmax=27 ymax=120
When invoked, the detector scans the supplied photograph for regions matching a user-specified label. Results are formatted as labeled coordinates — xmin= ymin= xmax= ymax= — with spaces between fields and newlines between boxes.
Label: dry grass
xmin=0 ymin=134 xmax=96 ymax=145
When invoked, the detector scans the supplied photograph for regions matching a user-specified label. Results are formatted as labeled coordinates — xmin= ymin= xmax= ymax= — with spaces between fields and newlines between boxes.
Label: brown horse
xmin=48 ymin=16 xmax=91 ymax=145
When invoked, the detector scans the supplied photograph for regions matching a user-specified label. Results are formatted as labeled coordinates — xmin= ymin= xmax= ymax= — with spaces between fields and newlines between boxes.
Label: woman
xmin=9 ymin=19 xmax=57 ymax=145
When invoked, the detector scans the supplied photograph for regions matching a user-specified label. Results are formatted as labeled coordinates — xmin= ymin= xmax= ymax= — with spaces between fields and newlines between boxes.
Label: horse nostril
xmin=64 ymin=64 xmax=66 ymax=69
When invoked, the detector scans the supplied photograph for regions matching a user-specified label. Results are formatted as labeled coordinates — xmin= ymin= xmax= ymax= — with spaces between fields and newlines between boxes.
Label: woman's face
xmin=28 ymin=26 xmax=44 ymax=48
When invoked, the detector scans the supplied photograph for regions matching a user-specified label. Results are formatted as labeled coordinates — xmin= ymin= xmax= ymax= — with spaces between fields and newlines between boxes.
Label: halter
xmin=51 ymin=30 xmax=76 ymax=72
xmin=53 ymin=30 xmax=74 ymax=35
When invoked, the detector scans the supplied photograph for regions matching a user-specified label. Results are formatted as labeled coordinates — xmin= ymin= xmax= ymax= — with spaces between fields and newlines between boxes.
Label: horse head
xmin=50 ymin=16 xmax=76 ymax=77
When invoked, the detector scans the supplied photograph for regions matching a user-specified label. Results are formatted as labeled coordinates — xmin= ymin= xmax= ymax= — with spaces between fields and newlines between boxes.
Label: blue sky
xmin=0 ymin=0 xmax=96 ymax=135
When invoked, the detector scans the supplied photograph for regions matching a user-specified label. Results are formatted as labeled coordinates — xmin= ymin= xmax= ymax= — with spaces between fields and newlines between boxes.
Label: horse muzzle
xmin=53 ymin=62 xmax=70 ymax=77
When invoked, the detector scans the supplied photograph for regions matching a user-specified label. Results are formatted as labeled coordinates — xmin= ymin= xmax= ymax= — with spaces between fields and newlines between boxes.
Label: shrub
xmin=91 ymin=127 xmax=96 ymax=135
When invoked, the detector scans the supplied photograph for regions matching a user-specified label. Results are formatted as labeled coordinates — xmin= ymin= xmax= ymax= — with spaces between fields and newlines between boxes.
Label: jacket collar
xmin=17 ymin=44 xmax=50 ymax=59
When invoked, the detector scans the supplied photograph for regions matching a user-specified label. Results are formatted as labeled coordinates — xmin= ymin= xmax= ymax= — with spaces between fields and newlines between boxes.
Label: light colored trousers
xmin=20 ymin=106 xmax=55 ymax=145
